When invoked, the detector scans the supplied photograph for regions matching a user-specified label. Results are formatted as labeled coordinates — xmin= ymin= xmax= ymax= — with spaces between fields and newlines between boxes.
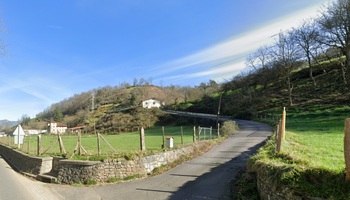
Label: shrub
xmin=220 ymin=120 xmax=238 ymax=136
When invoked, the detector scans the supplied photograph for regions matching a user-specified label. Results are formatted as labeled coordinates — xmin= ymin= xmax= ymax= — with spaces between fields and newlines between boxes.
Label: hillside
xmin=177 ymin=59 xmax=350 ymax=119
xmin=20 ymin=55 xmax=350 ymax=135
xmin=31 ymin=84 xmax=219 ymax=133
xmin=27 ymin=57 xmax=350 ymax=133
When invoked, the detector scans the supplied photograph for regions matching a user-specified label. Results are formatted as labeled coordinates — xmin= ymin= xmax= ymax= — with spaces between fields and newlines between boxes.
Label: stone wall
xmin=0 ymin=144 xmax=52 ymax=175
xmin=256 ymin=173 xmax=301 ymax=200
xmin=0 ymin=141 xmax=211 ymax=184
xmin=58 ymin=142 xmax=209 ymax=184
xmin=141 ymin=145 xmax=195 ymax=173
xmin=254 ymin=169 xmax=326 ymax=200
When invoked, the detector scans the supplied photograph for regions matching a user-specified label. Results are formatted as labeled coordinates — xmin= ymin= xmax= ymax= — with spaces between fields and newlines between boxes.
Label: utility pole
xmin=91 ymin=92 xmax=95 ymax=112
xmin=216 ymin=91 xmax=225 ymax=128
xmin=91 ymin=91 xmax=96 ymax=134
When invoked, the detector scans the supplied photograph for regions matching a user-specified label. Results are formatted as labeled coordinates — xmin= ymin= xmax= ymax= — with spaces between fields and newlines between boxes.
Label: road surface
xmin=0 ymin=156 xmax=63 ymax=200
xmin=50 ymin=119 xmax=272 ymax=200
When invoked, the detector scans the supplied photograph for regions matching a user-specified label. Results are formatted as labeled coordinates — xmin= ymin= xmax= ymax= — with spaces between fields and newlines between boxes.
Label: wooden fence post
xmin=198 ymin=126 xmax=201 ymax=141
xmin=181 ymin=126 xmax=184 ymax=145
xmin=193 ymin=126 xmax=196 ymax=143
xmin=344 ymin=118 xmax=350 ymax=180
xmin=217 ymin=123 xmax=220 ymax=138
xmin=27 ymin=137 xmax=30 ymax=154
xmin=37 ymin=134 xmax=41 ymax=156
xmin=77 ymin=132 xmax=81 ymax=155
xmin=140 ymin=127 xmax=146 ymax=151
xmin=275 ymin=122 xmax=282 ymax=153
xmin=97 ymin=133 xmax=101 ymax=156
xmin=58 ymin=133 xmax=66 ymax=155
xmin=281 ymin=107 xmax=286 ymax=140
xmin=162 ymin=126 xmax=165 ymax=149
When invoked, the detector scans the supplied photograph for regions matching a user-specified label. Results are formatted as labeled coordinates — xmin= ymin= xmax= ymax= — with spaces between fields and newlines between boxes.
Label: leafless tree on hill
xmin=291 ymin=19 xmax=323 ymax=87
xmin=318 ymin=0 xmax=350 ymax=85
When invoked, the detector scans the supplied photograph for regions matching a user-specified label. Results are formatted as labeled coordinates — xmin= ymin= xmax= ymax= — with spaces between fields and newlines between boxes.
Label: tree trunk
xmin=346 ymin=47 xmax=350 ymax=86
xmin=307 ymin=54 xmax=316 ymax=86
xmin=287 ymin=75 xmax=293 ymax=106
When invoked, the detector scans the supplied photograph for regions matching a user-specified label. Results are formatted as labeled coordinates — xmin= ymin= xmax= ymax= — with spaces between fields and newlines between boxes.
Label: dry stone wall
xmin=255 ymin=169 xmax=327 ymax=200
xmin=0 ymin=144 xmax=52 ymax=175
xmin=58 ymin=143 xmax=206 ymax=184
xmin=0 ymin=141 xmax=210 ymax=184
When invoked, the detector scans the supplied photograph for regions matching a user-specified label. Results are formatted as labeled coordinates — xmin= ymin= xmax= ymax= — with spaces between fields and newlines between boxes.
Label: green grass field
xmin=0 ymin=126 xmax=218 ymax=159
xmin=248 ymin=106 xmax=350 ymax=199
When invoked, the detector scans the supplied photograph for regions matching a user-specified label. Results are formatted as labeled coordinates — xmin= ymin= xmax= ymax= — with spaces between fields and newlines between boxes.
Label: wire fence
xmin=0 ymin=126 xmax=219 ymax=158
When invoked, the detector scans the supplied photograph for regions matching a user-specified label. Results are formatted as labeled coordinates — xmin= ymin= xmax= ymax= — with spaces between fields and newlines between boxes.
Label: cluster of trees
xmin=226 ymin=0 xmax=350 ymax=108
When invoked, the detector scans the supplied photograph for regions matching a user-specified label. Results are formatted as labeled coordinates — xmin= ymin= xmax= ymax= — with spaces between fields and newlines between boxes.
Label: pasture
xmin=0 ymin=126 xmax=218 ymax=159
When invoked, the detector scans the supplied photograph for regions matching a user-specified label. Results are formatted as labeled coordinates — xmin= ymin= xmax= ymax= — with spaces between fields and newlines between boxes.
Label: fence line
xmin=0 ymin=125 xmax=219 ymax=158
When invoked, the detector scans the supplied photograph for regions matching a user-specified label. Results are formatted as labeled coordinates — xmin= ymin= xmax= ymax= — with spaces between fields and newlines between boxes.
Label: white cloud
xmin=154 ymin=2 xmax=327 ymax=83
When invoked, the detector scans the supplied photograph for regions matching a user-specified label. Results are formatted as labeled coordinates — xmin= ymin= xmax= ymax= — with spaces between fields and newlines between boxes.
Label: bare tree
xmin=246 ymin=45 xmax=277 ymax=91
xmin=269 ymin=31 xmax=303 ymax=106
xmin=246 ymin=45 xmax=270 ymax=71
xmin=317 ymin=0 xmax=350 ymax=85
xmin=291 ymin=19 xmax=322 ymax=86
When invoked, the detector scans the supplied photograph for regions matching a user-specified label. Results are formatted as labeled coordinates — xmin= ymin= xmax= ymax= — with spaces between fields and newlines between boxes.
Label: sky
xmin=0 ymin=0 xmax=331 ymax=121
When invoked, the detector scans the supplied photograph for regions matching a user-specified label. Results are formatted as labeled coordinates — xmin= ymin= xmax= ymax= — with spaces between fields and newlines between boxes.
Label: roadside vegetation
xmin=234 ymin=106 xmax=350 ymax=199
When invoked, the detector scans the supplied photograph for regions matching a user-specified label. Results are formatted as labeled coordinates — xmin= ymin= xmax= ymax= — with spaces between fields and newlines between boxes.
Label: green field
xmin=0 ymin=126 xmax=218 ymax=159
xmin=248 ymin=106 xmax=350 ymax=199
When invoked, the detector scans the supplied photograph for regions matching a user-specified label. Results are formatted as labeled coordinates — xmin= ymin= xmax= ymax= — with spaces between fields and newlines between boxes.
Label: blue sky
xmin=0 ymin=0 xmax=330 ymax=121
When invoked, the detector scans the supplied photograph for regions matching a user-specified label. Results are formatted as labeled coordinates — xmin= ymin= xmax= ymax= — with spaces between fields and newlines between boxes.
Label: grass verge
xmin=234 ymin=106 xmax=350 ymax=199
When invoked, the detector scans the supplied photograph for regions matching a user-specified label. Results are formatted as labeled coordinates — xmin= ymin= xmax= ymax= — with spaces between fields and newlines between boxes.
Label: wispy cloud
xmin=153 ymin=3 xmax=324 ymax=84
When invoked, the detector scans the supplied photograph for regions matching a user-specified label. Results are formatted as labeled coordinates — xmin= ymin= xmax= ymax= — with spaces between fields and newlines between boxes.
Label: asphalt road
xmin=0 ymin=156 xmax=63 ymax=200
xmin=49 ymin=119 xmax=272 ymax=200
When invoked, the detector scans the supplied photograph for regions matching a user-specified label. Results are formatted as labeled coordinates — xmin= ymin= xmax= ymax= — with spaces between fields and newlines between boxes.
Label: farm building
xmin=142 ymin=99 xmax=162 ymax=109
xmin=48 ymin=121 xmax=67 ymax=134
xmin=68 ymin=125 xmax=87 ymax=133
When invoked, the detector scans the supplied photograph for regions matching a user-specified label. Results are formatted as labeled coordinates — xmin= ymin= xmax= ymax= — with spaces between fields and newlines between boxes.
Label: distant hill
xmin=0 ymin=119 xmax=18 ymax=129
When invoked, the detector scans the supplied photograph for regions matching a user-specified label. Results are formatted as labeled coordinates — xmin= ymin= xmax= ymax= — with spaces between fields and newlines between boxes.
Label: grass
xmin=0 ymin=126 xmax=218 ymax=159
xmin=235 ymin=106 xmax=350 ymax=199
xmin=106 ymin=174 xmax=144 ymax=184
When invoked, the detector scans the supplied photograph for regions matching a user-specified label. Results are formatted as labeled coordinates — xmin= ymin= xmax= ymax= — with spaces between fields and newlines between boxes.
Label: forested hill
xmin=28 ymin=83 xmax=220 ymax=132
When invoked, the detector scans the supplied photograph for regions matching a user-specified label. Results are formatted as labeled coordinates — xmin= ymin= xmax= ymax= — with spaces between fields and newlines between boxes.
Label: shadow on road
xmin=167 ymin=134 xmax=269 ymax=200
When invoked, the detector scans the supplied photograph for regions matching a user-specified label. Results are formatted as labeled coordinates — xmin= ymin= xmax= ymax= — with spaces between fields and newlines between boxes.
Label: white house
xmin=48 ymin=121 xmax=67 ymax=134
xmin=142 ymin=99 xmax=162 ymax=109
